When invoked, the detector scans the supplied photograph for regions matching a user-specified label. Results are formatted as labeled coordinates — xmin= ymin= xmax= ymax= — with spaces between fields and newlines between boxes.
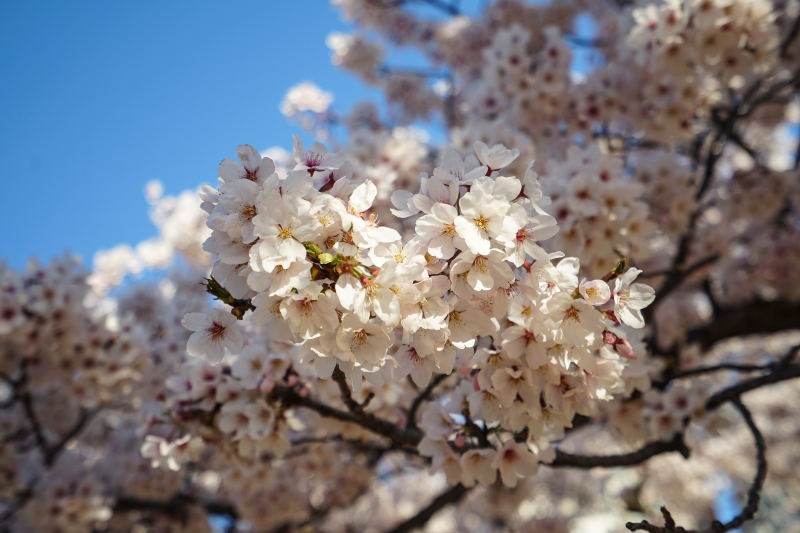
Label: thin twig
xmin=271 ymin=383 xmax=423 ymax=448
xmin=625 ymin=399 xmax=767 ymax=533
xmin=43 ymin=408 xmax=100 ymax=466
xmin=407 ymin=373 xmax=450 ymax=430
xmin=654 ymin=363 xmax=772 ymax=389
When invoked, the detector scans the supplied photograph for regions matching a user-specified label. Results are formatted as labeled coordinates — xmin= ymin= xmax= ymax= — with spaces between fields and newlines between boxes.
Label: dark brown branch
xmin=780 ymin=15 xmax=800 ymax=58
xmin=685 ymin=300 xmax=800 ymax=350
xmin=390 ymin=0 xmax=460 ymax=15
xmin=795 ymin=125 xmax=800 ymax=170
xmin=383 ymin=483 xmax=470 ymax=533
xmin=639 ymin=254 xmax=718 ymax=280
xmin=625 ymin=399 xmax=767 ymax=533
xmin=114 ymin=494 xmax=237 ymax=522
xmin=715 ymin=399 xmax=768 ymax=532
xmin=552 ymin=363 xmax=800 ymax=471
xmin=270 ymin=383 xmax=423 ymax=448
xmin=462 ymin=411 xmax=491 ymax=448
xmin=649 ymin=71 xmax=800 ymax=322
xmin=706 ymin=363 xmax=800 ymax=411
xmin=563 ymin=34 xmax=613 ymax=47
xmin=332 ymin=366 xmax=374 ymax=414
xmin=407 ymin=373 xmax=449 ymax=430
xmin=549 ymin=432 xmax=690 ymax=469
xmin=19 ymin=389 xmax=48 ymax=454
xmin=625 ymin=507 xmax=683 ymax=533
xmin=654 ymin=363 xmax=772 ymax=389
xmin=43 ymin=408 xmax=99 ymax=466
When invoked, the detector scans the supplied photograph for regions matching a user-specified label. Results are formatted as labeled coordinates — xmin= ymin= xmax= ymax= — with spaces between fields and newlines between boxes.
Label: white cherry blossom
xmin=613 ymin=268 xmax=656 ymax=328
xmin=182 ymin=309 xmax=243 ymax=365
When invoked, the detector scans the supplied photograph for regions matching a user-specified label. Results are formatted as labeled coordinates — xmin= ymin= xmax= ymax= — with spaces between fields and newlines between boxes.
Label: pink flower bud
xmin=259 ymin=375 xmax=276 ymax=393
xmin=603 ymin=330 xmax=618 ymax=345
xmin=456 ymin=356 xmax=472 ymax=375
xmin=287 ymin=375 xmax=299 ymax=387
xmin=615 ymin=339 xmax=637 ymax=360
xmin=298 ymin=386 xmax=309 ymax=398
xmin=454 ymin=434 xmax=467 ymax=447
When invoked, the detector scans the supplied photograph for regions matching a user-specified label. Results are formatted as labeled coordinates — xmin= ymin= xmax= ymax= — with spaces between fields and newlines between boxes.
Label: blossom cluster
xmin=169 ymin=135 xmax=657 ymax=490
xmin=5 ymin=0 xmax=800 ymax=531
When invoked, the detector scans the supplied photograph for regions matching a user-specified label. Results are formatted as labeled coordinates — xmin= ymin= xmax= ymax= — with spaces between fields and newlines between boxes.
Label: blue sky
xmin=0 ymin=0 xmax=592 ymax=270
xmin=0 ymin=1 xmax=379 ymax=268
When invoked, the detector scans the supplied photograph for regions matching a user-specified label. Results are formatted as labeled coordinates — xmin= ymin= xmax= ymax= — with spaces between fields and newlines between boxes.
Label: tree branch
xmin=549 ymin=432 xmax=690 ymax=469
xmin=625 ymin=399 xmax=767 ymax=533
xmin=654 ymin=364 xmax=774 ymax=389
xmin=42 ymin=407 xmax=100 ymax=466
xmin=551 ymin=363 xmax=800 ymax=471
xmin=780 ymin=14 xmax=800 ymax=58
xmin=114 ymin=494 xmax=238 ymax=523
xmin=270 ymin=383 xmax=423 ymax=448
xmin=705 ymin=363 xmax=800 ymax=411
xmin=332 ymin=366 xmax=374 ymax=414
xmin=407 ymin=373 xmax=449 ymax=431
xmin=685 ymin=300 xmax=800 ymax=350
xmin=383 ymin=483 xmax=470 ymax=533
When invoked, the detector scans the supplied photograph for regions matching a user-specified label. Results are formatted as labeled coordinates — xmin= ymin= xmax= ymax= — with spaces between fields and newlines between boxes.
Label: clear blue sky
xmin=0 ymin=1 xmax=381 ymax=268
xmin=0 ymin=1 xmax=591 ymax=270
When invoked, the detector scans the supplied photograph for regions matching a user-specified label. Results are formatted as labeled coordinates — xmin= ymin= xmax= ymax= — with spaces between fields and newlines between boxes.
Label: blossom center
xmin=352 ymin=329 xmax=369 ymax=347
xmin=473 ymin=215 xmax=490 ymax=231
xmin=299 ymin=299 xmax=314 ymax=316
xmin=207 ymin=322 xmax=226 ymax=339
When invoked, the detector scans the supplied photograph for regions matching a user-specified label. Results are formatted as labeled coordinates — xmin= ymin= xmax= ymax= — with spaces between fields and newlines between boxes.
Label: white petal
xmin=182 ymin=313 xmax=212 ymax=332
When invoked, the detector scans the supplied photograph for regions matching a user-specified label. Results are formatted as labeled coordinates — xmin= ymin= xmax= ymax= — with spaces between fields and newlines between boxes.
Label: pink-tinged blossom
xmin=182 ymin=309 xmax=243 ymax=365
xmin=492 ymin=440 xmax=539 ymax=487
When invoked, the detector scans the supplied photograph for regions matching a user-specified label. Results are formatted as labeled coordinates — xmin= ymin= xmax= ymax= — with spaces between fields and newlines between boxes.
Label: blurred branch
xmin=563 ymin=34 xmax=613 ymax=48
xmin=42 ymin=407 xmax=99 ymax=467
xmin=407 ymin=373 xmax=450 ymax=430
xmin=379 ymin=65 xmax=450 ymax=78
xmin=551 ymin=362 xmax=800 ymax=472
xmin=647 ymin=71 xmax=800 ymax=326
xmin=639 ymin=254 xmax=718 ymax=280
xmin=654 ymin=363 xmax=772 ymax=388
xmin=780 ymin=14 xmax=800 ymax=58
xmin=686 ymin=300 xmax=800 ymax=350
xmin=383 ymin=483 xmax=470 ymax=533
xmin=625 ymin=399 xmax=767 ymax=533
xmin=114 ymin=494 xmax=238 ymax=526
xmin=705 ymin=363 xmax=800 ymax=411
xmin=550 ymin=432 xmax=690 ymax=469
xmin=270 ymin=382 xmax=423 ymax=448
xmin=378 ymin=0 xmax=460 ymax=15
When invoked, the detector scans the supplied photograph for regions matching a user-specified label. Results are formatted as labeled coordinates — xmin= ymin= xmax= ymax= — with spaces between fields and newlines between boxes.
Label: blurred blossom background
xmin=2 ymin=1 xmax=800 ymax=533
